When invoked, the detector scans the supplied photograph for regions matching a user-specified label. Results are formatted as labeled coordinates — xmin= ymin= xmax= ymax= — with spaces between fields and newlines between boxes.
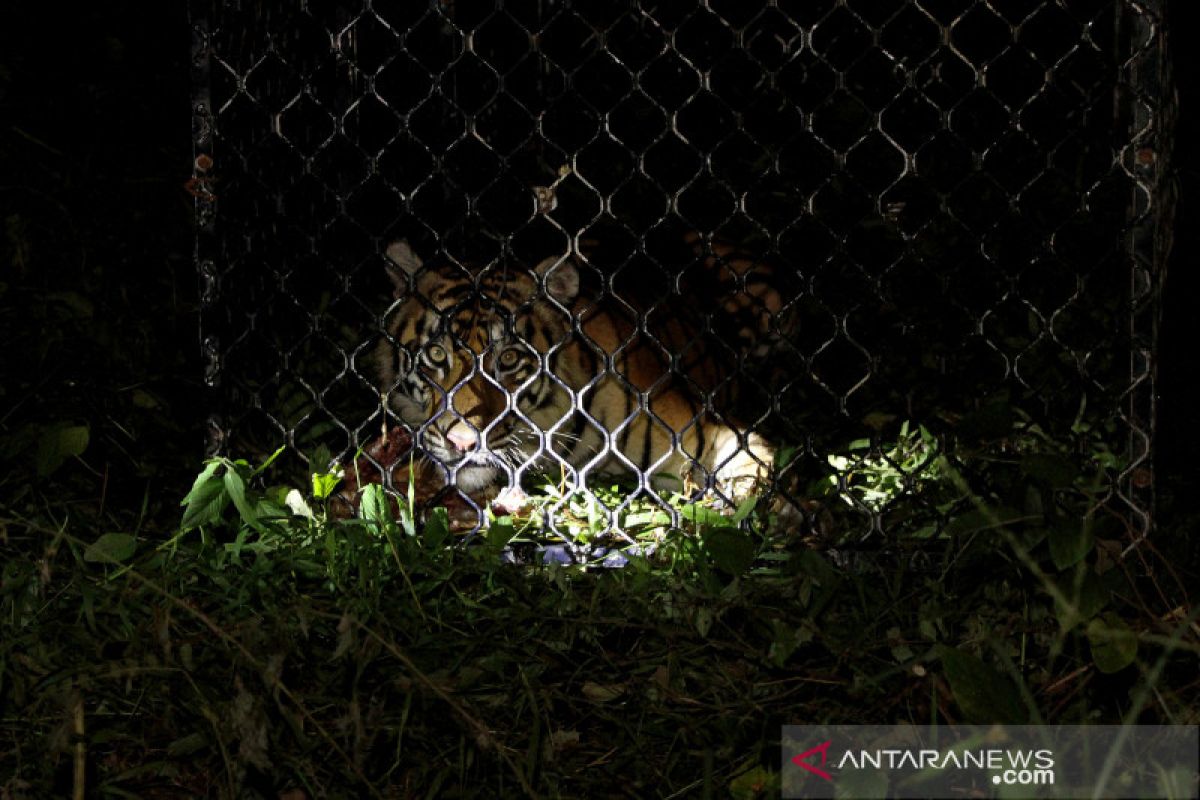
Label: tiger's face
xmin=376 ymin=242 xmax=581 ymax=493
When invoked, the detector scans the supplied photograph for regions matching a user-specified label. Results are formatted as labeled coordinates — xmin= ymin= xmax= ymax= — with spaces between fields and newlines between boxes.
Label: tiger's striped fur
xmin=375 ymin=240 xmax=779 ymax=500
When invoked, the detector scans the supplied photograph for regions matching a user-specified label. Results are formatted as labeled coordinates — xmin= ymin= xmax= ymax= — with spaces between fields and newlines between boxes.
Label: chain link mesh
xmin=189 ymin=0 xmax=1170 ymax=552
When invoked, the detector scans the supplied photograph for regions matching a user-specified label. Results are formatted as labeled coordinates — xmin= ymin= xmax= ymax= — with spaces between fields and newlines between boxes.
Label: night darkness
xmin=1157 ymin=0 xmax=1200 ymax=519
xmin=1 ymin=3 xmax=200 ymax=504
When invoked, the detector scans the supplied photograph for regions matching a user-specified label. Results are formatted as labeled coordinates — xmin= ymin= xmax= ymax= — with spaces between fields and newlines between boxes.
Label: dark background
xmin=0 ymin=1 xmax=1193 ymax=530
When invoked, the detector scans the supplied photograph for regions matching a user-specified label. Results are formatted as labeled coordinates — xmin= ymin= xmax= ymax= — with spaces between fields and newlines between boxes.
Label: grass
xmin=3 ymin=414 xmax=1196 ymax=798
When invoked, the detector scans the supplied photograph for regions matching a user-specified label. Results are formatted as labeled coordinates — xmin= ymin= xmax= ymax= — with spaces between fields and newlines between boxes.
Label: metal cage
xmin=189 ymin=0 xmax=1171 ymax=553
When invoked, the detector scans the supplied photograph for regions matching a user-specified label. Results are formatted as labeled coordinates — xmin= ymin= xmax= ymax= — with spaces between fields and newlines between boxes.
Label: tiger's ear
xmin=534 ymin=255 xmax=580 ymax=305
xmin=384 ymin=240 xmax=423 ymax=293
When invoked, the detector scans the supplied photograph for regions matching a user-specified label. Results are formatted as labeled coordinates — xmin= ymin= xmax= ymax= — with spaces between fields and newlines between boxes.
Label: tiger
xmin=374 ymin=239 xmax=785 ymax=505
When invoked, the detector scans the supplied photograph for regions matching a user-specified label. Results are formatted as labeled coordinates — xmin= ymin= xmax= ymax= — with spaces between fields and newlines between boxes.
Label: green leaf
xmin=252 ymin=499 xmax=289 ymax=521
xmin=1053 ymin=570 xmax=1110 ymax=629
xmin=249 ymin=445 xmax=286 ymax=478
xmin=130 ymin=389 xmax=159 ymax=409
xmin=937 ymin=645 xmax=1028 ymax=723
xmin=227 ymin=526 xmax=248 ymax=561
xmin=1048 ymin=514 xmax=1094 ymax=571
xmin=729 ymin=766 xmax=777 ymax=799
xmin=311 ymin=470 xmax=342 ymax=500
xmin=773 ymin=444 xmax=799 ymax=470
xmin=1020 ymin=453 xmax=1078 ymax=488
xmin=35 ymin=424 xmax=89 ymax=476
xmin=624 ymin=509 xmax=673 ymax=528
xmin=84 ymin=533 xmax=137 ymax=564
xmin=702 ymin=527 xmax=756 ymax=575
xmin=944 ymin=506 xmax=1026 ymax=537
xmin=581 ymin=681 xmax=625 ymax=702
xmin=887 ymin=626 xmax=915 ymax=663
xmin=423 ymin=507 xmax=450 ymax=549
xmin=359 ymin=484 xmax=392 ymax=526
xmin=487 ymin=516 xmax=516 ymax=549
xmin=224 ymin=467 xmax=266 ymax=533
xmin=1087 ymin=612 xmax=1138 ymax=673
xmin=678 ymin=502 xmax=727 ymax=529
xmin=788 ymin=549 xmax=839 ymax=585
xmin=731 ymin=495 xmax=758 ymax=525
xmin=183 ymin=460 xmax=221 ymax=504
xmin=166 ymin=732 xmax=209 ymax=757
xmin=180 ymin=463 xmax=228 ymax=531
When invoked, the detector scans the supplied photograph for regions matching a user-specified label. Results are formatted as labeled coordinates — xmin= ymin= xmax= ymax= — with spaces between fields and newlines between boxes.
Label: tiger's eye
xmin=499 ymin=349 xmax=520 ymax=368
xmin=425 ymin=344 xmax=447 ymax=364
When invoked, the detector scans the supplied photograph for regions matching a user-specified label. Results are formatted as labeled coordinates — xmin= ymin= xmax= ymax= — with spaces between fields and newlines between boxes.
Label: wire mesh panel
xmin=189 ymin=0 xmax=1170 ymax=553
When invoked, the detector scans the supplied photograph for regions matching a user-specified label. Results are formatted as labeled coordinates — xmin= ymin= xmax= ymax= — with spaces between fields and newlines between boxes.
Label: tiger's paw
xmin=711 ymin=432 xmax=775 ymax=505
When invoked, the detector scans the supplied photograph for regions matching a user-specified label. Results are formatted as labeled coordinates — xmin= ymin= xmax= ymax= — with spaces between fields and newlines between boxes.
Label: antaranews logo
xmin=785 ymin=737 xmax=1056 ymax=797
xmin=790 ymin=740 xmax=833 ymax=781
xmin=780 ymin=724 xmax=1199 ymax=800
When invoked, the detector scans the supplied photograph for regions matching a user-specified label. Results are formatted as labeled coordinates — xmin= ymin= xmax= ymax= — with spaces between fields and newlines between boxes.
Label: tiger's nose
xmin=445 ymin=428 xmax=479 ymax=453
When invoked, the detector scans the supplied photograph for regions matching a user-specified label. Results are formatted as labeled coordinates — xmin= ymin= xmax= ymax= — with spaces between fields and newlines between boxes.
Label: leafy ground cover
xmin=2 ymin=414 xmax=1197 ymax=797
